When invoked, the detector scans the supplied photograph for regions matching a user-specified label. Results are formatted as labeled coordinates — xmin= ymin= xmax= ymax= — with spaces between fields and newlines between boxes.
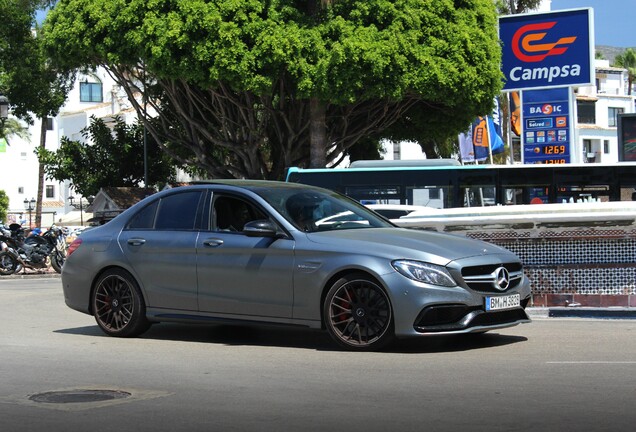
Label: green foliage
xmin=0 ymin=0 xmax=74 ymax=122
xmin=0 ymin=189 xmax=8 ymax=223
xmin=38 ymin=116 xmax=178 ymax=196
xmin=0 ymin=118 xmax=30 ymax=144
xmin=614 ymin=48 xmax=636 ymax=95
xmin=43 ymin=0 xmax=504 ymax=176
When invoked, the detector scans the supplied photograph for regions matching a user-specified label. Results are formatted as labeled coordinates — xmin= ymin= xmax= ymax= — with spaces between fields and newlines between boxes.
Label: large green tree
xmin=44 ymin=0 xmax=503 ymax=178
xmin=0 ymin=0 xmax=75 ymax=226
xmin=38 ymin=116 xmax=179 ymax=197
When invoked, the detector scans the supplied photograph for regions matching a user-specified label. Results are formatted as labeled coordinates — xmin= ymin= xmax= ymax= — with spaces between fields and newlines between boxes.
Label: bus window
xmin=344 ymin=185 xmax=402 ymax=204
xmin=556 ymin=185 xmax=610 ymax=203
xmin=406 ymin=186 xmax=451 ymax=209
xmin=459 ymin=172 xmax=497 ymax=207
xmin=620 ymin=186 xmax=636 ymax=201
xmin=461 ymin=186 xmax=496 ymax=207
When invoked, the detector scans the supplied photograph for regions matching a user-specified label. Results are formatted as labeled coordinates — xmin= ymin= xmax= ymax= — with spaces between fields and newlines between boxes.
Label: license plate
xmin=485 ymin=294 xmax=520 ymax=311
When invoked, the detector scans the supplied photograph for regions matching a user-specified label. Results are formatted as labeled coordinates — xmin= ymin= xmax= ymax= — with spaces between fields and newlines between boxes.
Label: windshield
xmin=251 ymin=186 xmax=394 ymax=233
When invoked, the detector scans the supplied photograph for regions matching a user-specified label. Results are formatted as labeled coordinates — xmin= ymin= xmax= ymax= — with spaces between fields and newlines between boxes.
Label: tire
xmin=50 ymin=251 xmax=65 ymax=274
xmin=92 ymin=268 xmax=151 ymax=337
xmin=0 ymin=251 xmax=18 ymax=275
xmin=323 ymin=273 xmax=395 ymax=351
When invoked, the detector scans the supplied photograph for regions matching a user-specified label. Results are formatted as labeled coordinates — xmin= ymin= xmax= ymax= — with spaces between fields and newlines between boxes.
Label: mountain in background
xmin=596 ymin=45 xmax=635 ymax=65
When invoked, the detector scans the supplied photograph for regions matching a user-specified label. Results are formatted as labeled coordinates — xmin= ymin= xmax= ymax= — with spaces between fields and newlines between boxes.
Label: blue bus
xmin=286 ymin=160 xmax=636 ymax=208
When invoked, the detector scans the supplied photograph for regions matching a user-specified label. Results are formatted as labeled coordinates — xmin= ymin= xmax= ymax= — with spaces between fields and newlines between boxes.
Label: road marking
xmin=546 ymin=361 xmax=636 ymax=364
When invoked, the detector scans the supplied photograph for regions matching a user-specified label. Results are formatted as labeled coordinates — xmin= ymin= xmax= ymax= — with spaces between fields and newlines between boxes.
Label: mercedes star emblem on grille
xmin=494 ymin=267 xmax=510 ymax=291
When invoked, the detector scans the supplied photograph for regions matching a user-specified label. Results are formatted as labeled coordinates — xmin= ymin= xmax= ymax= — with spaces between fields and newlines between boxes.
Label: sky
xmin=550 ymin=0 xmax=636 ymax=48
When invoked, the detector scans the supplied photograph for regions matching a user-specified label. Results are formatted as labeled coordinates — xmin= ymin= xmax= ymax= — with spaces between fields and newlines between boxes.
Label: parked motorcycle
xmin=0 ymin=224 xmax=67 ymax=275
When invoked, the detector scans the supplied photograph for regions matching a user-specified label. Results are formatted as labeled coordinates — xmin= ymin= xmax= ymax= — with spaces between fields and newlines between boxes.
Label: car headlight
xmin=392 ymin=260 xmax=457 ymax=287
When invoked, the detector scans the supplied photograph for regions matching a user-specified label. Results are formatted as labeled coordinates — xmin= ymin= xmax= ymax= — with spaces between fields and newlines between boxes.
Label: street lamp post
xmin=68 ymin=196 xmax=85 ymax=226
xmin=23 ymin=198 xmax=36 ymax=229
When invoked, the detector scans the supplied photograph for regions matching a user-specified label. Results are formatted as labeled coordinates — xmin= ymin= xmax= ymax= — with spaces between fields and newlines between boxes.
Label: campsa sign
xmin=499 ymin=8 xmax=594 ymax=91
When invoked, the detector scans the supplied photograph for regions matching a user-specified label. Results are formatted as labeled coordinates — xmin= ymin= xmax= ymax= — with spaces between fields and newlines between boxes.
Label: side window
xmin=212 ymin=196 xmax=266 ymax=232
xmin=155 ymin=191 xmax=202 ymax=230
xmin=127 ymin=201 xmax=159 ymax=229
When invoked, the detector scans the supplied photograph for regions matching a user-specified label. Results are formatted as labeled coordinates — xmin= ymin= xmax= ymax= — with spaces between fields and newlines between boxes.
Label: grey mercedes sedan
xmin=62 ymin=180 xmax=531 ymax=351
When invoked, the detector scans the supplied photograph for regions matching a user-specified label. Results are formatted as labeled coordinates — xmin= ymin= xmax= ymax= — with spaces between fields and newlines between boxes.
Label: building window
xmin=45 ymin=185 xmax=55 ymax=199
xmin=80 ymin=82 xmax=103 ymax=102
xmin=46 ymin=117 xmax=54 ymax=131
xmin=18 ymin=187 xmax=24 ymax=194
xmin=608 ymin=107 xmax=624 ymax=127
xmin=577 ymin=100 xmax=596 ymax=124
xmin=604 ymin=140 xmax=610 ymax=154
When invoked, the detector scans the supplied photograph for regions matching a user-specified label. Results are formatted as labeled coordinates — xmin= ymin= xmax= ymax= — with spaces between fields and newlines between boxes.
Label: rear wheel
xmin=323 ymin=273 xmax=394 ymax=351
xmin=0 ymin=251 xmax=18 ymax=275
xmin=92 ymin=268 xmax=150 ymax=337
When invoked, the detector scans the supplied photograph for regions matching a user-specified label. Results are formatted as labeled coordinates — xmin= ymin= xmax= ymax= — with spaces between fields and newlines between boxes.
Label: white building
xmin=574 ymin=60 xmax=635 ymax=163
xmin=0 ymin=69 xmax=135 ymax=226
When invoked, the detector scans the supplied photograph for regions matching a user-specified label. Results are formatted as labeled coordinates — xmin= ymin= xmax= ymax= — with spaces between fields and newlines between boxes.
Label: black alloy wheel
xmin=92 ymin=268 xmax=151 ymax=337
xmin=324 ymin=273 xmax=394 ymax=351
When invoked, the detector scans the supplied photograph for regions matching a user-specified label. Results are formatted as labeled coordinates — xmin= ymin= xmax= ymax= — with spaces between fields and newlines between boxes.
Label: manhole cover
xmin=29 ymin=390 xmax=131 ymax=404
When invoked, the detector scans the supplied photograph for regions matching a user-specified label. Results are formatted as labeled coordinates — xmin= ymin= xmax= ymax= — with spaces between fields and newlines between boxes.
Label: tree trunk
xmin=35 ymin=117 xmax=46 ymax=228
xmin=309 ymin=98 xmax=327 ymax=168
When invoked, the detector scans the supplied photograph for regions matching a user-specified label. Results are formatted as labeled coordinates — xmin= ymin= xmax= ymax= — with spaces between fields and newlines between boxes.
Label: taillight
xmin=67 ymin=238 xmax=83 ymax=257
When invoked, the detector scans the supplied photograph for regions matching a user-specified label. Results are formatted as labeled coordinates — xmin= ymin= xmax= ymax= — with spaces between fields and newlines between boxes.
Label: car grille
xmin=460 ymin=262 xmax=523 ymax=293
xmin=413 ymin=297 xmax=530 ymax=333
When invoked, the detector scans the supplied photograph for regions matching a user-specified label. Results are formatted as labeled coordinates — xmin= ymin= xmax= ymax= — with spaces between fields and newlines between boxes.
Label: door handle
xmin=127 ymin=238 xmax=146 ymax=246
xmin=203 ymin=238 xmax=224 ymax=247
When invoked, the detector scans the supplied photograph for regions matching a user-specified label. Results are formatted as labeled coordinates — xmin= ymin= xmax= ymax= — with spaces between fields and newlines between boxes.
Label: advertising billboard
xmin=499 ymin=8 xmax=594 ymax=91
xmin=522 ymin=87 xmax=572 ymax=164
xmin=618 ymin=114 xmax=636 ymax=162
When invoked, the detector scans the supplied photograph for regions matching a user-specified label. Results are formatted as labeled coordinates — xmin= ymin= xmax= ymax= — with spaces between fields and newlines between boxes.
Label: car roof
xmin=189 ymin=179 xmax=329 ymax=193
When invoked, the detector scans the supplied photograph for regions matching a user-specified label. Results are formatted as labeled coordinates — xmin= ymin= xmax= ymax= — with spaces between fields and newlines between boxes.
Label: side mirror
xmin=243 ymin=220 xmax=280 ymax=238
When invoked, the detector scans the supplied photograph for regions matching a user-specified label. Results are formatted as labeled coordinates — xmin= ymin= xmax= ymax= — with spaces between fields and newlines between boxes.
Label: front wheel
xmin=323 ymin=273 xmax=395 ymax=351
xmin=50 ymin=250 xmax=65 ymax=273
xmin=92 ymin=268 xmax=151 ymax=337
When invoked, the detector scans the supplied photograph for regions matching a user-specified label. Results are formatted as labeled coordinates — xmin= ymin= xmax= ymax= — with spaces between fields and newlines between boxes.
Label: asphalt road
xmin=1 ymin=277 xmax=635 ymax=432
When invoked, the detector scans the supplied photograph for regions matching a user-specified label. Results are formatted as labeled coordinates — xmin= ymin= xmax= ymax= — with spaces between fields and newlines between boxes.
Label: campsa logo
xmin=512 ymin=22 xmax=576 ymax=62
xmin=509 ymin=21 xmax=581 ymax=84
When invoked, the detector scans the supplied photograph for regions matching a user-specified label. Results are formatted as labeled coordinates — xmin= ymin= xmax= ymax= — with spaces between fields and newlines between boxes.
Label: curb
xmin=0 ymin=272 xmax=61 ymax=280
xmin=527 ymin=307 xmax=636 ymax=319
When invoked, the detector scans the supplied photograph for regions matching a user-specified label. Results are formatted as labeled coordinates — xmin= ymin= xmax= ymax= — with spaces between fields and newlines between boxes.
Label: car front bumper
xmin=383 ymin=272 xmax=531 ymax=338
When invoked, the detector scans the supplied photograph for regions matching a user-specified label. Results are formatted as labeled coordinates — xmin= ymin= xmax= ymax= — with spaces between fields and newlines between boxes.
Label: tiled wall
xmin=463 ymin=228 xmax=636 ymax=307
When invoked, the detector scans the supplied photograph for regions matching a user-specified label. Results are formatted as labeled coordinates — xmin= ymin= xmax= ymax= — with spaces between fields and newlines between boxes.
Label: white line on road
xmin=546 ymin=361 xmax=636 ymax=364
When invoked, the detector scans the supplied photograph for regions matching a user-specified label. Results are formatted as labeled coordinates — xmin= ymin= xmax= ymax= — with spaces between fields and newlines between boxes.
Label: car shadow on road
xmin=55 ymin=323 xmax=527 ymax=353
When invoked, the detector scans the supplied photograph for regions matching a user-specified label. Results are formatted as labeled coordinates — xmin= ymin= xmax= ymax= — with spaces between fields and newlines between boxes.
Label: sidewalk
xmin=0 ymin=269 xmax=61 ymax=279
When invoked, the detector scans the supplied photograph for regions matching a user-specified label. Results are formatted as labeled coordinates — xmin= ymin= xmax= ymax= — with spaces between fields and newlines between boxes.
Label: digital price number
xmin=542 ymin=159 xmax=566 ymax=164
xmin=543 ymin=145 xmax=567 ymax=155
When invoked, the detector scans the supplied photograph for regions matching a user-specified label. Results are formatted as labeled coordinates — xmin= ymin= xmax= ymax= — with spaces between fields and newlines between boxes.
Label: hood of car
xmin=305 ymin=227 xmax=513 ymax=264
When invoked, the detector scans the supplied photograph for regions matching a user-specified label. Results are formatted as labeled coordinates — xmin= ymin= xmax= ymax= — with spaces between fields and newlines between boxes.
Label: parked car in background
xmin=62 ymin=181 xmax=531 ymax=351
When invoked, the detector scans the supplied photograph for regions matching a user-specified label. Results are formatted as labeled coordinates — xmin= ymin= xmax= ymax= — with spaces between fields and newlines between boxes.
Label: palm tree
xmin=614 ymin=48 xmax=636 ymax=95
xmin=0 ymin=117 xmax=30 ymax=145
